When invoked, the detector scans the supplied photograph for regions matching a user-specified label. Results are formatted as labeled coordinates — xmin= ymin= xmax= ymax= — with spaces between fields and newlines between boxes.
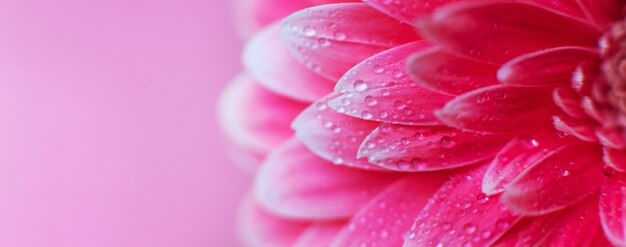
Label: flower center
xmin=599 ymin=18 xmax=626 ymax=130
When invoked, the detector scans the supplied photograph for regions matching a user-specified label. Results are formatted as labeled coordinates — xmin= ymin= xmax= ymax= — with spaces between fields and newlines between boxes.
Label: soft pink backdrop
xmin=0 ymin=0 xmax=250 ymax=246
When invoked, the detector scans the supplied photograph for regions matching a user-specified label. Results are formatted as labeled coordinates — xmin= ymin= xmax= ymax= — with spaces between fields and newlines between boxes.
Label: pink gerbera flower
xmin=220 ymin=0 xmax=626 ymax=246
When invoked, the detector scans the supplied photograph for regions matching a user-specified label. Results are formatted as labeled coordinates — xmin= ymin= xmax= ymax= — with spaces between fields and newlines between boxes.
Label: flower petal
xmin=436 ymin=86 xmax=557 ymax=133
xmin=234 ymin=0 xmax=359 ymax=37
xmin=218 ymin=74 xmax=307 ymax=155
xmin=254 ymin=138 xmax=399 ymax=219
xmin=553 ymin=86 xmax=588 ymax=118
xmin=292 ymin=93 xmax=382 ymax=169
xmin=575 ymin=0 xmax=626 ymax=30
xmin=498 ymin=46 xmax=599 ymax=87
xmin=332 ymin=175 xmax=447 ymax=247
xmin=422 ymin=1 xmax=599 ymax=63
xmin=280 ymin=3 xmax=419 ymax=81
xmin=294 ymin=222 xmax=345 ymax=247
xmin=330 ymin=41 xmax=453 ymax=125
xmin=532 ymin=0 xmax=584 ymax=17
xmin=502 ymin=142 xmax=603 ymax=215
xmin=359 ymin=124 xmax=509 ymax=172
xmin=237 ymin=195 xmax=309 ymax=247
xmin=600 ymin=172 xmax=626 ymax=246
xmin=404 ymin=165 xmax=521 ymax=247
xmin=483 ymin=132 xmax=568 ymax=195
xmin=604 ymin=147 xmax=626 ymax=172
xmin=407 ymin=46 xmax=500 ymax=96
xmin=553 ymin=115 xmax=599 ymax=142
xmin=244 ymin=24 xmax=334 ymax=102
xmin=492 ymin=197 xmax=604 ymax=246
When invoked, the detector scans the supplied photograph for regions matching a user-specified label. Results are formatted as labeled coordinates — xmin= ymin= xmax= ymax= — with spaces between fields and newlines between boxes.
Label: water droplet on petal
xmin=354 ymin=80 xmax=368 ymax=91
xmin=303 ymin=26 xmax=316 ymax=36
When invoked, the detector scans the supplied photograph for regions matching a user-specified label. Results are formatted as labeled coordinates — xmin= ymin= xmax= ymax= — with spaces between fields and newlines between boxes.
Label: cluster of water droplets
xmin=309 ymin=98 xmax=376 ymax=166
xmin=344 ymin=188 xmax=424 ymax=247
xmin=404 ymin=172 xmax=518 ymax=247
xmin=329 ymin=46 xmax=450 ymax=126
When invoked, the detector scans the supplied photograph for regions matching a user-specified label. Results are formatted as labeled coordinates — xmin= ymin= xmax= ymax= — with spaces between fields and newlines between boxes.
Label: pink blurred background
xmin=0 ymin=0 xmax=250 ymax=246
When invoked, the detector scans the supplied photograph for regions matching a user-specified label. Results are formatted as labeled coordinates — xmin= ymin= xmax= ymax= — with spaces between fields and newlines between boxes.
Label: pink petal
xmin=292 ymin=93 xmax=382 ymax=169
xmin=436 ymin=86 xmax=557 ymax=133
xmin=492 ymin=197 xmax=603 ymax=246
xmin=408 ymin=46 xmax=500 ymax=96
xmin=234 ymin=0 xmax=357 ymax=37
xmin=254 ymin=138 xmax=399 ymax=219
xmin=553 ymin=86 xmax=588 ymax=118
xmin=280 ymin=3 xmax=419 ymax=81
xmin=404 ymin=165 xmax=521 ymax=247
xmin=498 ymin=46 xmax=599 ymax=87
xmin=596 ymin=127 xmax=626 ymax=150
xmin=332 ymin=175 xmax=447 ymax=246
xmin=532 ymin=0 xmax=584 ymax=17
xmin=237 ymin=195 xmax=309 ymax=247
xmin=421 ymin=1 xmax=599 ymax=63
xmin=362 ymin=0 xmax=447 ymax=24
xmin=575 ymin=0 xmax=626 ymax=30
xmin=582 ymin=96 xmax=619 ymax=129
xmin=218 ymin=74 xmax=307 ymax=155
xmin=483 ymin=132 xmax=568 ymax=195
xmin=293 ymin=222 xmax=345 ymax=247
xmin=604 ymin=147 xmax=626 ymax=172
xmin=553 ymin=115 xmax=599 ymax=142
xmin=600 ymin=172 xmax=626 ymax=246
xmin=330 ymin=41 xmax=453 ymax=125
xmin=359 ymin=124 xmax=510 ymax=171
xmin=362 ymin=0 xmax=584 ymax=25
xmin=502 ymin=142 xmax=603 ymax=215
xmin=571 ymin=62 xmax=600 ymax=94
xmin=244 ymin=24 xmax=334 ymax=102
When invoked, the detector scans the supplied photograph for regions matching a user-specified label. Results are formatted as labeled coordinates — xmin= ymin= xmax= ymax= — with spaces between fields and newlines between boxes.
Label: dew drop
xmin=303 ymin=26 xmax=316 ymax=36
xmin=318 ymin=38 xmax=330 ymax=47
xmin=365 ymin=96 xmax=378 ymax=106
xmin=354 ymin=80 xmax=368 ymax=91
xmin=463 ymin=223 xmax=477 ymax=234
xmin=374 ymin=65 xmax=385 ymax=74
xmin=334 ymin=31 xmax=347 ymax=40
xmin=361 ymin=111 xmax=373 ymax=119
xmin=332 ymin=156 xmax=344 ymax=165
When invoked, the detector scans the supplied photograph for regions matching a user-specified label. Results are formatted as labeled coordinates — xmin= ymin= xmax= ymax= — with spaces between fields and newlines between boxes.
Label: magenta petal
xmin=502 ymin=143 xmax=603 ymax=215
xmin=332 ymin=175 xmax=447 ymax=247
xmin=422 ymin=1 xmax=599 ymax=63
xmin=254 ymin=138 xmax=399 ymax=219
xmin=330 ymin=41 xmax=453 ymax=125
xmin=604 ymin=147 xmax=626 ymax=172
xmin=436 ymin=86 xmax=557 ymax=133
xmin=575 ymin=0 xmax=626 ymax=30
xmin=483 ymin=132 xmax=567 ymax=195
xmin=553 ymin=115 xmax=599 ymax=142
xmin=237 ymin=196 xmax=309 ymax=247
xmin=359 ymin=124 xmax=509 ymax=171
xmin=280 ymin=3 xmax=419 ymax=81
xmin=596 ymin=128 xmax=626 ymax=150
xmin=408 ymin=47 xmax=500 ymax=96
xmin=293 ymin=222 xmax=345 ymax=247
xmin=600 ymin=173 xmax=626 ymax=246
xmin=218 ymin=74 xmax=307 ymax=154
xmin=404 ymin=165 xmax=520 ymax=246
xmin=493 ymin=197 xmax=603 ymax=246
xmin=553 ymin=86 xmax=588 ymax=118
xmin=244 ymin=24 xmax=335 ymax=102
xmin=498 ymin=46 xmax=599 ymax=87
xmin=532 ymin=0 xmax=584 ymax=17
xmin=363 ymin=0 xmax=451 ymax=24
xmin=292 ymin=93 xmax=383 ymax=169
